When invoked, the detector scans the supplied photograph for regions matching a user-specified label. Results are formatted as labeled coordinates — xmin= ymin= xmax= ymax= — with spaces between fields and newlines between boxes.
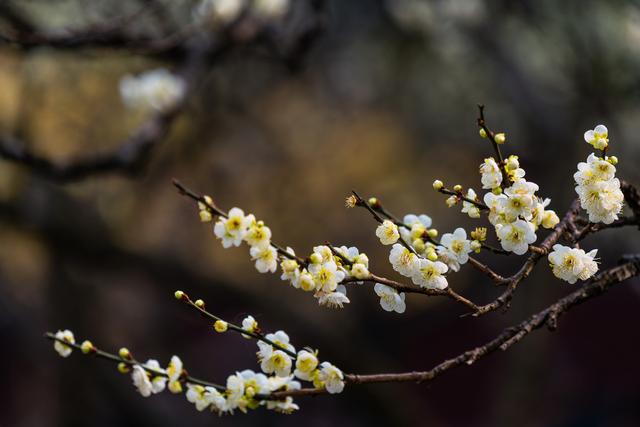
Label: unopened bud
xmin=214 ymin=320 xmax=228 ymax=333
xmin=81 ymin=340 xmax=95 ymax=354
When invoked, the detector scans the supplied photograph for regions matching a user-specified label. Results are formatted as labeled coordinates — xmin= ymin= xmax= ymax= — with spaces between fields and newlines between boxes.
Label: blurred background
xmin=1 ymin=0 xmax=640 ymax=426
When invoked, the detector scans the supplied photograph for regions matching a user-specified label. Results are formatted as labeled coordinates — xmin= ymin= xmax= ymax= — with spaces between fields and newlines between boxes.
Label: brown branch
xmin=477 ymin=104 xmax=508 ymax=186
xmin=270 ymin=255 xmax=640 ymax=399
xmin=0 ymin=108 xmax=180 ymax=182
xmin=344 ymin=274 xmax=480 ymax=312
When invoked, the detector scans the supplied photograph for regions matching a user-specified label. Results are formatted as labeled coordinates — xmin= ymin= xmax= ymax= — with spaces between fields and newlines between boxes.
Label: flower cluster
xmin=199 ymin=199 xmax=371 ymax=309
xmin=479 ymin=156 xmax=558 ymax=255
xmin=574 ymin=129 xmax=623 ymax=224
xmin=51 ymin=311 xmax=345 ymax=415
xmin=548 ymin=244 xmax=598 ymax=284
xmin=119 ymin=68 xmax=185 ymax=113
xmin=379 ymin=213 xmax=457 ymax=291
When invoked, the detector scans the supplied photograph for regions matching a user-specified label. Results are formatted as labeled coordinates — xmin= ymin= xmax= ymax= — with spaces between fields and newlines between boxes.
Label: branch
xmin=270 ymin=255 xmax=640 ymax=398
xmin=0 ymin=30 xmax=222 ymax=182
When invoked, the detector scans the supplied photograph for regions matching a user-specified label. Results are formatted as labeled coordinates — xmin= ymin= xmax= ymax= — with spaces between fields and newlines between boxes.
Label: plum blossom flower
xmin=317 ymin=285 xmax=350 ymax=308
xmin=480 ymin=157 xmax=503 ymax=189
xmin=439 ymin=228 xmax=472 ymax=265
xmin=548 ymin=244 xmax=598 ymax=284
xmin=411 ymin=258 xmax=449 ymax=290
xmin=294 ymin=350 xmax=319 ymax=381
xmin=495 ymin=220 xmax=536 ymax=255
xmin=374 ymin=283 xmax=406 ymax=313
xmin=389 ymin=243 xmax=420 ymax=277
xmin=376 ymin=220 xmax=400 ymax=245
xmin=53 ymin=329 xmax=75 ymax=358
xmin=120 ymin=69 xmax=185 ymax=112
xmin=461 ymin=188 xmax=481 ymax=218
xmin=315 ymin=362 xmax=344 ymax=394
xmin=214 ymin=208 xmax=253 ymax=248
xmin=250 ymin=244 xmax=278 ymax=273
xmin=584 ymin=124 xmax=609 ymax=150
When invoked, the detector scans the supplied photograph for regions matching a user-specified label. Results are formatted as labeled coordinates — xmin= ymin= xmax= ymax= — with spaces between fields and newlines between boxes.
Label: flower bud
xmin=368 ymin=197 xmax=379 ymax=208
xmin=427 ymin=251 xmax=438 ymax=261
xmin=427 ymin=229 xmax=438 ymax=238
xmin=492 ymin=187 xmax=503 ymax=195
xmin=479 ymin=128 xmax=487 ymax=138
xmin=494 ymin=133 xmax=506 ymax=144
xmin=453 ymin=184 xmax=463 ymax=193
xmin=199 ymin=210 xmax=213 ymax=222
xmin=174 ymin=290 xmax=186 ymax=300
xmin=117 ymin=362 xmax=130 ymax=374
xmin=81 ymin=340 xmax=95 ymax=354
xmin=214 ymin=320 xmax=228 ymax=333
xmin=432 ymin=180 xmax=444 ymax=191
xmin=195 ymin=299 xmax=205 ymax=309
xmin=119 ymin=347 xmax=131 ymax=359
xmin=608 ymin=155 xmax=618 ymax=165
xmin=470 ymin=240 xmax=482 ymax=252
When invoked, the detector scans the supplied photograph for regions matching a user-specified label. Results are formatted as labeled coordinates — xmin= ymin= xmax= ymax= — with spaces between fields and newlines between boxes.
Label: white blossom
xmin=294 ymin=350 xmax=319 ymax=381
xmin=260 ymin=349 xmax=293 ymax=377
xmin=484 ymin=192 xmax=508 ymax=226
xmin=308 ymin=260 xmax=345 ymax=293
xmin=238 ymin=369 xmax=271 ymax=397
xmin=245 ymin=222 xmax=272 ymax=248
xmin=480 ymin=157 xmax=503 ymax=189
xmin=166 ymin=355 xmax=183 ymax=393
xmin=214 ymin=208 xmax=253 ymax=248
xmin=53 ymin=329 xmax=75 ymax=358
xmin=389 ymin=243 xmax=420 ymax=277
xmin=584 ymin=124 xmax=609 ymax=150
xmin=548 ymin=244 xmax=598 ymax=284
xmin=131 ymin=365 xmax=154 ymax=397
xmin=376 ymin=220 xmax=400 ymax=245
xmin=439 ymin=227 xmax=472 ymax=265
xmin=250 ymin=244 xmax=278 ymax=273
xmin=131 ymin=361 xmax=166 ymax=397
xmin=374 ymin=283 xmax=406 ymax=313
xmin=495 ymin=219 xmax=536 ymax=255
xmin=574 ymin=153 xmax=624 ymax=224
xmin=120 ymin=69 xmax=185 ymax=112
xmin=266 ymin=396 xmax=299 ymax=414
xmin=315 ymin=362 xmax=344 ymax=394
xmin=317 ymin=285 xmax=350 ymax=308
xmin=186 ymin=384 xmax=226 ymax=412
xmin=461 ymin=188 xmax=481 ymax=218
xmin=258 ymin=330 xmax=295 ymax=359
xmin=411 ymin=258 xmax=449 ymax=290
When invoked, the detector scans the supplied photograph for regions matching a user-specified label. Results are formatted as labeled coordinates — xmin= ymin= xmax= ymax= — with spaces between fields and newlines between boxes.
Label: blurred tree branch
xmin=0 ymin=1 xmax=326 ymax=182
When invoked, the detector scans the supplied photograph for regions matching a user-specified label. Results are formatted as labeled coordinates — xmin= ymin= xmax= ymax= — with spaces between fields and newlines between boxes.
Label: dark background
xmin=1 ymin=1 xmax=639 ymax=426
